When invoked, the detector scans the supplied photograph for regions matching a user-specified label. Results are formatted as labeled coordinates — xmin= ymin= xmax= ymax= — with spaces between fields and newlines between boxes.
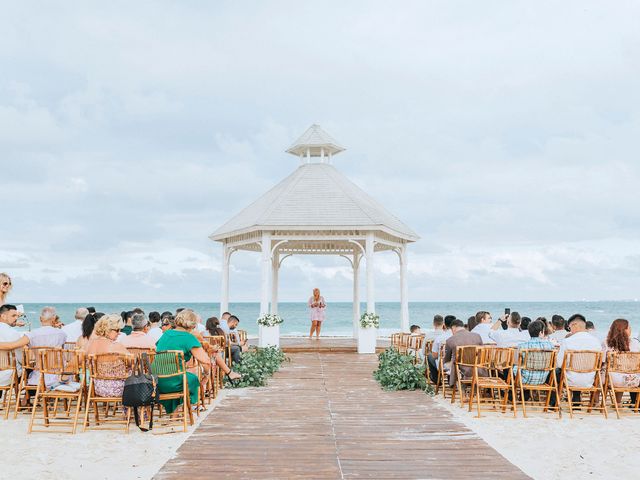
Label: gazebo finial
xmin=286 ymin=124 xmax=345 ymax=164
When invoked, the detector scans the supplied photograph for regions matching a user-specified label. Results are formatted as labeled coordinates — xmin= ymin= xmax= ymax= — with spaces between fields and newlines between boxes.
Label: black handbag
xmin=122 ymin=353 xmax=159 ymax=431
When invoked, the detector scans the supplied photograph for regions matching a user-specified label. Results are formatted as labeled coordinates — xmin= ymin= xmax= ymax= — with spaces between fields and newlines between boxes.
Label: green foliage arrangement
xmin=360 ymin=312 xmax=380 ymax=328
xmin=373 ymin=347 xmax=428 ymax=392
xmin=224 ymin=346 xmax=288 ymax=388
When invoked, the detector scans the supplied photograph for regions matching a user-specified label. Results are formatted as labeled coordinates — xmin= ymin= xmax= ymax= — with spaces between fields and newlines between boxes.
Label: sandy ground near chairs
xmin=434 ymin=395 xmax=640 ymax=480
xmin=0 ymin=389 xmax=230 ymax=480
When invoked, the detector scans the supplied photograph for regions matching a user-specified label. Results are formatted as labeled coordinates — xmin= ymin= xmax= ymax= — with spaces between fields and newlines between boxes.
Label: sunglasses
xmin=1 ymin=282 xmax=10 ymax=287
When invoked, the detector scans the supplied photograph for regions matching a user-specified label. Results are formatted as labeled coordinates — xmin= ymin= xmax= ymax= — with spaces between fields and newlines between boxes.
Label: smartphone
xmin=504 ymin=308 xmax=510 ymax=316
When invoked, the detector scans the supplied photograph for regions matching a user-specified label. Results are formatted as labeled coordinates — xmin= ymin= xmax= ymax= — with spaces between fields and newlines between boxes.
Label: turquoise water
xmin=16 ymin=301 xmax=640 ymax=337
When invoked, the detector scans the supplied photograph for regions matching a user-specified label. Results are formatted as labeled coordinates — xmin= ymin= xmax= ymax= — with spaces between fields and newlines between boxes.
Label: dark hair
xmin=0 ymin=304 xmax=17 ymax=314
xmin=81 ymin=314 xmax=97 ymax=339
xmin=149 ymin=311 xmax=161 ymax=324
xmin=410 ymin=325 xmax=420 ymax=333
xmin=451 ymin=319 xmax=465 ymax=329
xmin=161 ymin=311 xmax=173 ymax=319
xmin=567 ymin=313 xmax=586 ymax=326
xmin=433 ymin=315 xmax=444 ymax=327
xmin=508 ymin=312 xmax=521 ymax=327
xmin=86 ymin=306 xmax=96 ymax=314
xmin=176 ymin=307 xmax=186 ymax=314
xmin=607 ymin=319 xmax=630 ymax=352
xmin=120 ymin=311 xmax=127 ymax=321
xmin=527 ymin=320 xmax=545 ymax=338
xmin=124 ymin=311 xmax=135 ymax=322
xmin=133 ymin=307 xmax=144 ymax=314
xmin=222 ymin=311 xmax=231 ymax=317
xmin=228 ymin=315 xmax=239 ymax=323
xmin=94 ymin=312 xmax=105 ymax=320
xmin=444 ymin=315 xmax=456 ymax=329
xmin=520 ymin=317 xmax=531 ymax=331
xmin=472 ymin=311 xmax=490 ymax=331
xmin=551 ymin=315 xmax=565 ymax=329
xmin=466 ymin=316 xmax=476 ymax=330
xmin=585 ymin=321 xmax=594 ymax=329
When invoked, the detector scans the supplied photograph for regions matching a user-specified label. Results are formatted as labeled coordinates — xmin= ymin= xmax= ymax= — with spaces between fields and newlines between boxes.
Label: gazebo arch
xmin=210 ymin=124 xmax=419 ymax=339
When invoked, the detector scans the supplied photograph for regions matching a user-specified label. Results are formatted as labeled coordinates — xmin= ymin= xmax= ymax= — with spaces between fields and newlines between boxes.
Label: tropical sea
xmin=15 ymin=301 xmax=640 ymax=337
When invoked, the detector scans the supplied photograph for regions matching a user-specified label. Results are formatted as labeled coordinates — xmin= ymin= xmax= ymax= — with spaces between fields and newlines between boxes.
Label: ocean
xmin=15 ymin=301 xmax=640 ymax=337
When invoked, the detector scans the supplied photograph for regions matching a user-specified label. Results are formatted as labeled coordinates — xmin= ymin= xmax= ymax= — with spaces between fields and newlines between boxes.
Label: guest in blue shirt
xmin=514 ymin=320 xmax=555 ymax=386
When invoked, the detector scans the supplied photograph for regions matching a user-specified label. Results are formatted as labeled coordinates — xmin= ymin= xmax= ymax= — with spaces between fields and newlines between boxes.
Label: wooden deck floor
xmin=154 ymin=353 xmax=530 ymax=480
xmin=249 ymin=336 xmax=390 ymax=353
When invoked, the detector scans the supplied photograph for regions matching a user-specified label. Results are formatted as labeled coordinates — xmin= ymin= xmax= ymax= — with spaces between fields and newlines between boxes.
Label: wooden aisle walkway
xmin=155 ymin=353 xmax=530 ymax=479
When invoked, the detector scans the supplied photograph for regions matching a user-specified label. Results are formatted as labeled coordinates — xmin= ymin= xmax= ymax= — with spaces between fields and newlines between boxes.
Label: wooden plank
xmin=154 ymin=351 xmax=530 ymax=480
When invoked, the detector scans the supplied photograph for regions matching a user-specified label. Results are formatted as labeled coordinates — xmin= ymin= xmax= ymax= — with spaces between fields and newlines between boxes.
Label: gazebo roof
xmin=210 ymin=161 xmax=419 ymax=242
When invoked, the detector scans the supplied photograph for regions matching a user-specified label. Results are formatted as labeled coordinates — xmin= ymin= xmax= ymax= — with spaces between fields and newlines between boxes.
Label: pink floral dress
xmin=308 ymin=296 xmax=326 ymax=322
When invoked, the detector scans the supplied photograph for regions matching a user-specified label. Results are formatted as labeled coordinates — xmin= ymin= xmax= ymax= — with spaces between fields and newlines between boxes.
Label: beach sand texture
xmin=0 ymin=390 xmax=229 ymax=480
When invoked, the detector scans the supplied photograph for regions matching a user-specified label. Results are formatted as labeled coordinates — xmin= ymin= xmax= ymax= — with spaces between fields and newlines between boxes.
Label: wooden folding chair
xmin=559 ymin=350 xmax=607 ymax=418
xmin=237 ymin=330 xmax=248 ymax=344
xmin=435 ymin=344 xmax=452 ymax=398
xmin=398 ymin=333 xmax=411 ymax=355
xmin=0 ymin=350 xmax=17 ymax=419
xmin=63 ymin=342 xmax=77 ymax=350
xmin=14 ymin=346 xmax=49 ymax=418
xmin=603 ymin=351 xmax=640 ymax=419
xmin=469 ymin=347 xmax=517 ymax=418
xmin=205 ymin=335 xmax=226 ymax=391
xmin=83 ymin=353 xmax=134 ymax=432
xmin=515 ymin=349 xmax=560 ymax=418
xmin=151 ymin=350 xmax=194 ymax=432
xmin=390 ymin=333 xmax=402 ymax=350
xmin=407 ymin=335 xmax=425 ymax=364
xmin=451 ymin=345 xmax=479 ymax=407
xmin=127 ymin=347 xmax=156 ymax=360
xmin=28 ymin=348 xmax=85 ymax=434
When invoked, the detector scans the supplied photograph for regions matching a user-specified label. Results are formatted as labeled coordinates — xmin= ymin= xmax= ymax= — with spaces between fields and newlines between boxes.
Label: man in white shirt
xmin=426 ymin=315 xmax=454 ymax=383
xmin=61 ymin=307 xmax=89 ymax=344
xmin=0 ymin=307 xmax=67 ymax=387
xmin=0 ymin=304 xmax=25 ymax=385
xmin=489 ymin=312 xmax=530 ymax=347
xmin=471 ymin=311 xmax=494 ymax=344
xmin=147 ymin=311 xmax=163 ymax=343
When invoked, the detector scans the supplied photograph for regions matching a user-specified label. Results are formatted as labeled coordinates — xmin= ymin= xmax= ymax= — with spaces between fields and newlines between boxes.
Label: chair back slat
xmin=565 ymin=350 xmax=601 ymax=373
xmin=408 ymin=335 xmax=425 ymax=351
xmin=38 ymin=349 xmax=84 ymax=376
xmin=206 ymin=335 xmax=226 ymax=348
xmin=608 ymin=351 xmax=640 ymax=374
xmin=152 ymin=350 xmax=186 ymax=378
xmin=88 ymin=353 xmax=134 ymax=381
xmin=0 ymin=350 xmax=15 ymax=370
xmin=456 ymin=345 xmax=478 ymax=367
xmin=520 ymin=349 xmax=555 ymax=371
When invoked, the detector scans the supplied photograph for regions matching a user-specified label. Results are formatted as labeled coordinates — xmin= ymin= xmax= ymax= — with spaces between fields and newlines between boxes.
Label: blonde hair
xmin=0 ymin=273 xmax=12 ymax=303
xmin=94 ymin=314 xmax=124 ymax=338
xmin=175 ymin=309 xmax=198 ymax=330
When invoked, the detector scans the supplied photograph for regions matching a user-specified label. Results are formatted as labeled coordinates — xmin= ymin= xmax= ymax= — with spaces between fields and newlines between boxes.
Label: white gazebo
xmin=210 ymin=124 xmax=419 ymax=343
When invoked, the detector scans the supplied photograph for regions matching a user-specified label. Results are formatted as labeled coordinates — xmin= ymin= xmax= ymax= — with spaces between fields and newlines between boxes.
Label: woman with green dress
xmin=154 ymin=309 xmax=212 ymax=414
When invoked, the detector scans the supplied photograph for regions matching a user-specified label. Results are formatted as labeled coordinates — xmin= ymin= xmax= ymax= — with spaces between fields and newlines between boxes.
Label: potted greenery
xmin=257 ymin=313 xmax=283 ymax=348
xmin=358 ymin=312 xmax=379 ymax=353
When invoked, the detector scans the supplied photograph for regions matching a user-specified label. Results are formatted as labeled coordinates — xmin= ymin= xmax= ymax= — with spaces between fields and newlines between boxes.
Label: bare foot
xmin=228 ymin=371 xmax=242 ymax=380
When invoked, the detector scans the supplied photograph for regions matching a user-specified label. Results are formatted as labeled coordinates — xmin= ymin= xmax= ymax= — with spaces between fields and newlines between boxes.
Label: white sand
xmin=434 ymin=396 xmax=640 ymax=479
xmin=0 ymin=390 xmax=229 ymax=480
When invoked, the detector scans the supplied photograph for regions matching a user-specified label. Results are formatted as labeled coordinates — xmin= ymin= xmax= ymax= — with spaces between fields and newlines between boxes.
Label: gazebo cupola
xmin=210 ymin=125 xmax=419 ymax=341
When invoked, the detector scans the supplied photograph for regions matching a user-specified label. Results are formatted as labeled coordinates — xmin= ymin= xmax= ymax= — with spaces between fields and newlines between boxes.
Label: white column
xmin=271 ymin=251 xmax=279 ymax=315
xmin=353 ymin=253 xmax=360 ymax=338
xmin=260 ymin=231 xmax=272 ymax=316
xmin=365 ymin=232 xmax=375 ymax=314
xmin=220 ymin=244 xmax=230 ymax=317
xmin=400 ymin=245 xmax=409 ymax=332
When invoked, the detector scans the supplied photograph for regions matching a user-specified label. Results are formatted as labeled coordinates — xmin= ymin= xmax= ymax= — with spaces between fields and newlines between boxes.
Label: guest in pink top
xmin=308 ymin=288 xmax=326 ymax=339
xmin=119 ymin=313 xmax=157 ymax=349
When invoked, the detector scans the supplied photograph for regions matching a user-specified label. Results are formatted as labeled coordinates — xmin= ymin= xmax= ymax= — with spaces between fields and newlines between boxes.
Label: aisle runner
xmin=154 ymin=353 xmax=530 ymax=479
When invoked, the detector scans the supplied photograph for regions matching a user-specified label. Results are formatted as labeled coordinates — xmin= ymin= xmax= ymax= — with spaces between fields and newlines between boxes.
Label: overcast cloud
xmin=2 ymin=1 xmax=639 ymax=303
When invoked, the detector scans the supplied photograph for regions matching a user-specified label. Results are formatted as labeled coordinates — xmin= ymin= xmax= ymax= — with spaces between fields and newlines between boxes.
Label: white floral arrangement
xmin=257 ymin=313 xmax=284 ymax=327
xmin=360 ymin=312 xmax=380 ymax=329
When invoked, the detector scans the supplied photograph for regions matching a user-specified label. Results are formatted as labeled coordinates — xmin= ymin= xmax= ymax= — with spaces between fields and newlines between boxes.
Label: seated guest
xmin=0 ymin=307 xmax=67 ymax=387
xmin=423 ymin=315 xmax=443 ymax=342
xmin=61 ymin=307 xmax=89 ymax=342
xmin=220 ymin=314 xmax=246 ymax=364
xmin=147 ymin=311 xmax=163 ymax=343
xmin=471 ymin=311 xmax=493 ymax=344
xmin=188 ymin=319 xmax=241 ymax=381
xmin=85 ymin=315 xmax=132 ymax=398
xmin=548 ymin=315 xmax=567 ymax=344
xmin=119 ymin=313 xmax=156 ymax=349
xmin=489 ymin=312 xmax=530 ymax=347
xmin=603 ymin=319 xmax=640 ymax=404
xmin=514 ymin=320 xmax=555 ymax=387
xmin=76 ymin=313 xmax=97 ymax=350
xmin=410 ymin=325 xmax=422 ymax=335
xmin=0 ymin=304 xmax=25 ymax=385
xmin=426 ymin=315 xmax=454 ymax=383
xmin=553 ymin=314 xmax=602 ymax=406
xmin=444 ymin=319 xmax=483 ymax=387
xmin=195 ymin=313 xmax=207 ymax=334
xmin=205 ymin=316 xmax=226 ymax=337
xmin=120 ymin=311 xmax=134 ymax=336
xmin=520 ymin=317 xmax=532 ymax=332
xmin=155 ymin=309 xmax=214 ymax=414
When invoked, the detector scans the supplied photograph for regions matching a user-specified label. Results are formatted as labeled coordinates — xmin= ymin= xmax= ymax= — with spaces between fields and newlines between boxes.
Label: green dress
xmin=154 ymin=330 xmax=201 ymax=414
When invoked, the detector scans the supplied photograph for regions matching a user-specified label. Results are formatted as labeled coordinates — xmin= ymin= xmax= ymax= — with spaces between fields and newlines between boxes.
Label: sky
xmin=2 ymin=1 xmax=639 ymax=303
